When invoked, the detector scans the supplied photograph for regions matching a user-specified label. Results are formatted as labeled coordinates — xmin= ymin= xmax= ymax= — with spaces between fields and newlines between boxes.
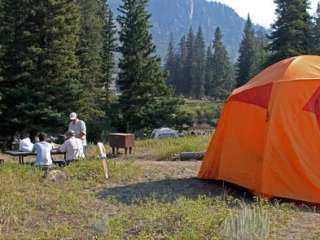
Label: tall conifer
xmin=0 ymin=0 xmax=81 ymax=137
xmin=311 ymin=3 xmax=320 ymax=55
xmin=205 ymin=46 xmax=214 ymax=96
xmin=165 ymin=34 xmax=178 ymax=87
xmin=176 ymin=36 xmax=188 ymax=95
xmin=211 ymin=27 xmax=234 ymax=99
xmin=191 ymin=26 xmax=205 ymax=98
xmin=117 ymin=0 xmax=182 ymax=132
xmin=268 ymin=0 xmax=311 ymax=64
xmin=101 ymin=1 xmax=117 ymax=106
xmin=236 ymin=16 xmax=256 ymax=87
xmin=185 ymin=27 xmax=195 ymax=97
xmin=77 ymin=0 xmax=105 ymax=125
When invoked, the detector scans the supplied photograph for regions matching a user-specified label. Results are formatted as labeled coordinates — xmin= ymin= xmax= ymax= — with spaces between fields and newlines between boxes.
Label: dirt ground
xmin=98 ymin=160 xmax=320 ymax=240
xmin=98 ymin=161 xmax=228 ymax=203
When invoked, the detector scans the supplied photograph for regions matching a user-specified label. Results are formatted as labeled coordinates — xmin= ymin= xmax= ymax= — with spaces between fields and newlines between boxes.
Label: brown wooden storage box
xmin=109 ymin=133 xmax=135 ymax=154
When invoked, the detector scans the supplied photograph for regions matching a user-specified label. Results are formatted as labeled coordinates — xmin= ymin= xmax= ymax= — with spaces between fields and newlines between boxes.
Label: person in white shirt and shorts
xmin=59 ymin=130 xmax=84 ymax=164
xmin=68 ymin=112 xmax=87 ymax=155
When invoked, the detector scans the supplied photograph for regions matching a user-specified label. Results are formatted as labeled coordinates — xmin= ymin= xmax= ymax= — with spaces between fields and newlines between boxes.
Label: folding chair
xmin=97 ymin=142 xmax=109 ymax=179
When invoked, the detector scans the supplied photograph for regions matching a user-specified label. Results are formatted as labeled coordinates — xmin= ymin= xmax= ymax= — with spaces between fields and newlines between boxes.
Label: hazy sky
xmin=212 ymin=0 xmax=320 ymax=28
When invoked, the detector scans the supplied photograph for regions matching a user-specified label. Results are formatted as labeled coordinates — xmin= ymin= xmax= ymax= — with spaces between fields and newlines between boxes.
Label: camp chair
xmin=97 ymin=142 xmax=109 ymax=179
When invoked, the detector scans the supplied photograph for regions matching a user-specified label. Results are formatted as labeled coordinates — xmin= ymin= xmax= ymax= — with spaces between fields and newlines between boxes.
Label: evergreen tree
xmin=0 ymin=0 xmax=3 ymax=83
xmin=101 ymin=1 xmax=117 ymax=105
xmin=96 ymin=2 xmax=117 ymax=139
xmin=117 ymin=0 xmax=182 ymax=132
xmin=0 ymin=0 xmax=34 ymax=137
xmin=176 ymin=36 xmax=188 ymax=95
xmin=185 ymin=27 xmax=195 ymax=96
xmin=0 ymin=0 xmax=81 ymax=138
xmin=165 ymin=33 xmax=178 ymax=87
xmin=236 ymin=15 xmax=256 ymax=87
xmin=311 ymin=3 xmax=320 ymax=54
xmin=191 ymin=26 xmax=205 ymax=98
xmin=41 ymin=0 xmax=81 ymax=128
xmin=205 ymin=45 xmax=214 ymax=96
xmin=77 ymin=0 xmax=105 ymax=126
xmin=251 ymin=30 xmax=268 ymax=76
xmin=267 ymin=0 xmax=311 ymax=65
xmin=211 ymin=27 xmax=234 ymax=99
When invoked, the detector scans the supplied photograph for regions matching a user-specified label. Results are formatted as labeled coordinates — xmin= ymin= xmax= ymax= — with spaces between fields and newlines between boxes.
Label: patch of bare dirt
xmin=273 ymin=212 xmax=320 ymax=240
xmin=98 ymin=160 xmax=231 ymax=204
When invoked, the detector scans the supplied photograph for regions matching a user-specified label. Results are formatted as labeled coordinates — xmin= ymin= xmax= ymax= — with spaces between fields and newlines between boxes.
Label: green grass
xmin=0 ymin=136 xmax=310 ymax=239
xmin=181 ymin=99 xmax=223 ymax=124
xmin=106 ymin=196 xmax=233 ymax=240
xmin=134 ymin=135 xmax=211 ymax=161
xmin=105 ymin=196 xmax=296 ymax=240
xmin=0 ymin=160 xmax=143 ymax=239
xmin=87 ymin=135 xmax=211 ymax=161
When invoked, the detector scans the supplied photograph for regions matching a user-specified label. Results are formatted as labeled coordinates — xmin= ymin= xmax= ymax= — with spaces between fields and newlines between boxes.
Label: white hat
xmin=69 ymin=112 xmax=77 ymax=120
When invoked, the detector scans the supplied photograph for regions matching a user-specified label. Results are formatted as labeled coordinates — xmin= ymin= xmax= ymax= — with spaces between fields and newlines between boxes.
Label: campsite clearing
xmin=1 ymin=136 xmax=320 ymax=239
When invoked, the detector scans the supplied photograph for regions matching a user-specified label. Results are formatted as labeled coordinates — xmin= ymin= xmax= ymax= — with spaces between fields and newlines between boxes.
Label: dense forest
xmin=0 ymin=0 xmax=320 ymax=142
xmin=164 ymin=0 xmax=320 ymax=99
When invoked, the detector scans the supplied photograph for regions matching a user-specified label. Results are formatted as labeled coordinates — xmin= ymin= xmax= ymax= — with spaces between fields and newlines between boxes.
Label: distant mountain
xmin=109 ymin=0 xmax=266 ymax=62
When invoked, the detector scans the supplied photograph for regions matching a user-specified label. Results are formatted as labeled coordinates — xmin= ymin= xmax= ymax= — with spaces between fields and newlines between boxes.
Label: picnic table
xmin=5 ymin=149 xmax=66 ymax=164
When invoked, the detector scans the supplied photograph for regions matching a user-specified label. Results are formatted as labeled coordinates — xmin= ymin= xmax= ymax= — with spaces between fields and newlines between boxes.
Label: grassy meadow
xmin=181 ymin=99 xmax=223 ymax=125
xmin=0 ymin=136 xmax=319 ymax=239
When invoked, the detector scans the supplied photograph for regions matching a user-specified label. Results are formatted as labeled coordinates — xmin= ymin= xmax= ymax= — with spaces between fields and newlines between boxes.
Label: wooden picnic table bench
xmin=5 ymin=149 xmax=66 ymax=164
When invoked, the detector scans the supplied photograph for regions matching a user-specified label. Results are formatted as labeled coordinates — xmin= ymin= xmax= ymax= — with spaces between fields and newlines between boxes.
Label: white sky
xmin=211 ymin=0 xmax=320 ymax=28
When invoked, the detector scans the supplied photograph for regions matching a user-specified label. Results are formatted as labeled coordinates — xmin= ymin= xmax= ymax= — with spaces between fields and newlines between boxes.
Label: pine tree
xmin=205 ymin=45 xmax=213 ymax=96
xmin=117 ymin=0 xmax=182 ymax=133
xmin=102 ymin=1 xmax=117 ymax=102
xmin=267 ymin=0 xmax=311 ymax=65
xmin=36 ymin=0 xmax=81 ymax=129
xmin=211 ymin=27 xmax=234 ymax=99
xmin=185 ymin=27 xmax=195 ymax=96
xmin=176 ymin=36 xmax=188 ymax=95
xmin=77 ymin=0 xmax=106 ymax=125
xmin=191 ymin=26 xmax=205 ymax=99
xmin=311 ymin=3 xmax=320 ymax=54
xmin=236 ymin=15 xmax=256 ymax=87
xmin=165 ymin=33 xmax=178 ymax=88
xmin=0 ymin=0 xmax=3 ymax=83
xmin=0 ymin=0 xmax=81 ymax=137
xmin=251 ymin=30 xmax=268 ymax=76
xmin=0 ymin=0 xmax=35 ymax=137
xmin=99 ymin=1 xmax=117 ymax=139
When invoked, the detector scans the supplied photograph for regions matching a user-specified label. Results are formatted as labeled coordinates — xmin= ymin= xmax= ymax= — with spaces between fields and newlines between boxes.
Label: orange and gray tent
xmin=198 ymin=55 xmax=320 ymax=203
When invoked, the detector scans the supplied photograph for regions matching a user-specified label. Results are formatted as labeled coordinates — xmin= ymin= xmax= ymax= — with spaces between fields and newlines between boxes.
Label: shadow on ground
xmin=97 ymin=178 xmax=253 ymax=204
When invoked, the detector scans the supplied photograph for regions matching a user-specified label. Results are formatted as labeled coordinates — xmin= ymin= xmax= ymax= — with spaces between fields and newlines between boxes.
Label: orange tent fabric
xmin=198 ymin=55 xmax=320 ymax=203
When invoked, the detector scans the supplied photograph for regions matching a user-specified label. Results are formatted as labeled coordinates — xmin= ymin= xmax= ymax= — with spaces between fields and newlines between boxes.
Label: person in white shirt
xmin=32 ymin=132 xmax=53 ymax=167
xmin=59 ymin=130 xmax=84 ymax=163
xmin=68 ymin=112 xmax=87 ymax=155
xmin=19 ymin=136 xmax=34 ymax=152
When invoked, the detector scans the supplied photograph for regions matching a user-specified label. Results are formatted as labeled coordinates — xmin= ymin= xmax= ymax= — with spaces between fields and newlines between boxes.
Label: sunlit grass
xmin=87 ymin=135 xmax=211 ymax=161
xmin=106 ymin=196 xmax=233 ymax=240
xmin=133 ymin=135 xmax=211 ymax=161
xmin=0 ymin=160 xmax=143 ymax=239
xmin=0 ymin=136 xmax=307 ymax=239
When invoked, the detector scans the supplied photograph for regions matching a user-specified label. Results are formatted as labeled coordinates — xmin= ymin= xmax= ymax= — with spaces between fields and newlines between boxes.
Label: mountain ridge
xmin=109 ymin=0 xmax=266 ymax=62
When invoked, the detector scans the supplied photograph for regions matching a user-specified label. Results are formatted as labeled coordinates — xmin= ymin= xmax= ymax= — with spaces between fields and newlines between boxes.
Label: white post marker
xmin=97 ymin=142 xmax=109 ymax=179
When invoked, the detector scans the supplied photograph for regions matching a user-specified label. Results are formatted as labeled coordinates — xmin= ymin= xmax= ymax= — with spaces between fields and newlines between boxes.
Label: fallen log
xmin=173 ymin=152 xmax=205 ymax=161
